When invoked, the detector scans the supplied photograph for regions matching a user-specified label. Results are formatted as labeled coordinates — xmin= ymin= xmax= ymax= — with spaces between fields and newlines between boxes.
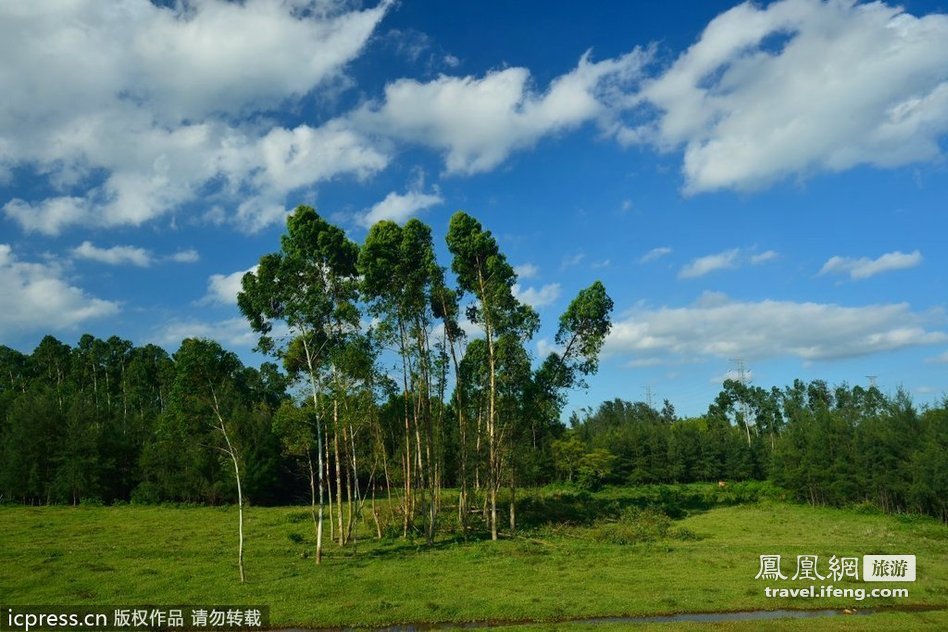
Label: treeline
xmin=0 ymin=206 xmax=944 ymax=539
xmin=0 ymin=335 xmax=288 ymax=507
xmin=563 ymin=380 xmax=947 ymax=521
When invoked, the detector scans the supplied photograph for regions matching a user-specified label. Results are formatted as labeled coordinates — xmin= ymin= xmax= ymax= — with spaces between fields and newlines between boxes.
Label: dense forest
xmin=1 ymin=207 xmax=945 ymax=542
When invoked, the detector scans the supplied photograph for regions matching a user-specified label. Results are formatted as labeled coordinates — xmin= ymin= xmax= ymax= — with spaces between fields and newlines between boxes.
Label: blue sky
xmin=1 ymin=0 xmax=947 ymax=417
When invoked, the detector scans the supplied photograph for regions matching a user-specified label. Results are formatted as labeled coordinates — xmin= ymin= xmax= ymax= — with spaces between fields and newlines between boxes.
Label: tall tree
xmin=446 ymin=211 xmax=538 ymax=539
xmin=170 ymin=338 xmax=254 ymax=582
xmin=359 ymin=218 xmax=442 ymax=541
xmin=239 ymin=205 xmax=360 ymax=563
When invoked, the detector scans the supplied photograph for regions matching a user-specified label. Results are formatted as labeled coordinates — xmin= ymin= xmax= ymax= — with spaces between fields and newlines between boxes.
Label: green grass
xmin=0 ymin=486 xmax=945 ymax=630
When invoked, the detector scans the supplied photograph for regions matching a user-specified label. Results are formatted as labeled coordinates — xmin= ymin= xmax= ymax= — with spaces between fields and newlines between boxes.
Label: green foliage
xmin=771 ymin=385 xmax=947 ymax=520
xmin=551 ymin=435 xmax=585 ymax=483
xmin=576 ymin=448 xmax=615 ymax=490
xmin=590 ymin=506 xmax=673 ymax=544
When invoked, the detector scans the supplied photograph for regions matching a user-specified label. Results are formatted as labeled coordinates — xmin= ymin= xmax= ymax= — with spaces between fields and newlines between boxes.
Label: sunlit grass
xmin=0 ymin=486 xmax=944 ymax=629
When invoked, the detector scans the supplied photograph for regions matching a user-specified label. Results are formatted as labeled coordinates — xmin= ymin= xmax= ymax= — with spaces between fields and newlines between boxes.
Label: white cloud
xmin=620 ymin=0 xmax=948 ymax=192
xmin=3 ymin=197 xmax=92 ymax=236
xmin=513 ymin=283 xmax=561 ymax=308
xmin=537 ymin=338 xmax=561 ymax=359
xmin=710 ymin=369 xmax=755 ymax=385
xmin=0 ymin=244 xmax=119 ymax=332
xmin=751 ymin=250 xmax=779 ymax=265
xmin=167 ymin=249 xmax=199 ymax=264
xmin=354 ymin=49 xmax=648 ymax=174
xmin=70 ymin=241 xmax=201 ymax=267
xmin=605 ymin=292 xmax=947 ymax=365
xmin=679 ymin=248 xmax=740 ymax=279
xmin=514 ymin=263 xmax=540 ymax=279
xmin=203 ymin=266 xmax=258 ymax=306
xmin=928 ymin=350 xmax=948 ymax=364
xmin=357 ymin=188 xmax=443 ymax=227
xmin=72 ymin=241 xmax=152 ymax=267
xmin=820 ymin=250 xmax=922 ymax=280
xmin=0 ymin=1 xmax=391 ymax=234
xmin=640 ymin=246 xmax=672 ymax=263
xmin=678 ymin=247 xmax=779 ymax=278
xmin=254 ymin=120 xmax=390 ymax=197
xmin=152 ymin=317 xmax=265 ymax=350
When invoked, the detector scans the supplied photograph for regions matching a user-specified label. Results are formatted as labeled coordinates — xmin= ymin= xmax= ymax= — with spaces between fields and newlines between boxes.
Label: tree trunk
xmin=300 ymin=334 xmax=324 ymax=565
xmin=399 ymin=320 xmax=413 ymax=537
xmin=476 ymin=266 xmax=499 ymax=541
xmin=210 ymin=387 xmax=244 ymax=583
xmin=509 ymin=469 xmax=516 ymax=534
xmin=347 ymin=422 xmax=361 ymax=545
xmin=316 ymin=417 xmax=325 ymax=564
xmin=307 ymin=455 xmax=320 ymax=561
xmin=326 ymin=428 xmax=334 ymax=544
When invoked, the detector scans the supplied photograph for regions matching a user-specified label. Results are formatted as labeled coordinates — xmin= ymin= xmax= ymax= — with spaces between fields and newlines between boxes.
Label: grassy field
xmin=1 ymin=485 xmax=945 ymax=630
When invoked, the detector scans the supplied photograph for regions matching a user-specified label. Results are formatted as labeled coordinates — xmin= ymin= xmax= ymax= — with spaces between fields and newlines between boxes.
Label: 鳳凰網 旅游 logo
xmin=755 ymin=554 xmax=916 ymax=582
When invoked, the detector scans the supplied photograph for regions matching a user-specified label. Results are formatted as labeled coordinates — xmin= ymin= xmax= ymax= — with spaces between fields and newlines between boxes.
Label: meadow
xmin=1 ymin=484 xmax=945 ymax=630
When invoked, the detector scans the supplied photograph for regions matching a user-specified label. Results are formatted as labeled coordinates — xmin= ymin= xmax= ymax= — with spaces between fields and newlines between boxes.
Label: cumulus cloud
xmin=679 ymin=249 xmax=741 ymax=278
xmin=679 ymin=247 xmax=778 ymax=278
xmin=619 ymin=0 xmax=948 ymax=192
xmin=203 ymin=266 xmax=258 ymax=305
xmin=152 ymin=317 xmax=264 ymax=350
xmin=514 ymin=263 xmax=540 ymax=279
xmin=605 ymin=292 xmax=946 ymax=364
xmin=0 ymin=244 xmax=118 ymax=332
xmin=513 ymin=283 xmax=561 ymax=308
xmin=640 ymin=247 xmax=672 ymax=263
xmin=354 ymin=49 xmax=648 ymax=174
xmin=71 ymin=242 xmax=201 ymax=267
xmin=751 ymin=250 xmax=779 ymax=264
xmin=357 ymin=188 xmax=443 ymax=227
xmin=72 ymin=241 xmax=152 ymax=267
xmin=167 ymin=249 xmax=199 ymax=264
xmin=0 ymin=1 xmax=391 ymax=234
xmin=820 ymin=250 xmax=922 ymax=280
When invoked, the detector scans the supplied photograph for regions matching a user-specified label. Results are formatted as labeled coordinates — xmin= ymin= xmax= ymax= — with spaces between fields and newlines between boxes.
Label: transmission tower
xmin=729 ymin=358 xmax=751 ymax=386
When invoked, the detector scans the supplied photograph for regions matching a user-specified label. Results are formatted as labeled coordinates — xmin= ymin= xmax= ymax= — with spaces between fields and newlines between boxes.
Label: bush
xmin=130 ymin=482 xmax=160 ymax=505
xmin=591 ymin=506 xmax=672 ymax=544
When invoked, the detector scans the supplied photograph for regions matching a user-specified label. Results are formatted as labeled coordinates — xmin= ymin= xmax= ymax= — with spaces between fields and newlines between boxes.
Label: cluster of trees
xmin=561 ymin=380 xmax=947 ymax=521
xmin=1 ymin=208 xmax=944 ymax=572
xmin=0 ymin=207 xmax=616 ymax=571
xmin=0 ymin=335 xmax=287 ymax=510
xmin=235 ymin=207 xmax=614 ymax=559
